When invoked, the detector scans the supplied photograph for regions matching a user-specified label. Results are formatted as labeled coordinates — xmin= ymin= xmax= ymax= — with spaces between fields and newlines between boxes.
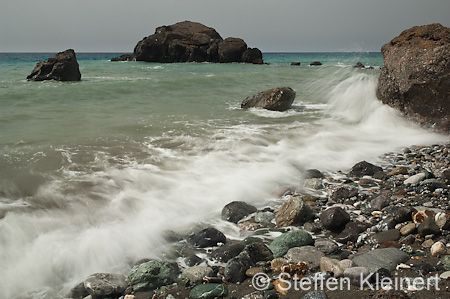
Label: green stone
xmin=127 ymin=260 xmax=179 ymax=292
xmin=268 ymin=230 xmax=313 ymax=258
xmin=189 ymin=283 xmax=228 ymax=299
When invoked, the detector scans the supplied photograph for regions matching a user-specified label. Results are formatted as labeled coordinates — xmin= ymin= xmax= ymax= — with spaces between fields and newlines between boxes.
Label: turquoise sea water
xmin=0 ymin=52 xmax=447 ymax=297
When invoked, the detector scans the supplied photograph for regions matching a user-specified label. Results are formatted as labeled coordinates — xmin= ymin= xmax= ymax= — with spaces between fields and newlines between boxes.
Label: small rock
xmin=268 ymin=230 xmax=314 ymax=258
xmin=304 ymin=169 xmax=325 ymax=179
xmin=353 ymin=62 xmax=365 ymax=69
xmin=349 ymin=161 xmax=383 ymax=177
xmin=189 ymin=283 xmax=228 ymax=299
xmin=320 ymin=257 xmax=353 ymax=277
xmin=372 ymin=289 xmax=411 ymax=299
xmin=310 ymin=61 xmax=322 ymax=66
xmin=83 ymin=273 xmax=127 ymax=298
xmin=370 ymin=229 xmax=401 ymax=244
xmin=335 ymin=222 xmax=368 ymax=243
xmin=271 ymin=258 xmax=288 ymax=273
xmin=187 ymin=228 xmax=227 ymax=248
xmin=435 ymin=212 xmax=450 ymax=230
xmin=319 ymin=207 xmax=350 ymax=231
xmin=275 ymin=195 xmax=312 ymax=227
xmin=211 ymin=242 xmax=245 ymax=262
xmin=326 ymin=184 xmax=358 ymax=203
xmin=245 ymin=267 xmax=264 ymax=277
xmin=304 ymin=178 xmax=324 ymax=190
xmin=181 ymin=266 xmax=214 ymax=286
xmin=241 ymin=87 xmax=296 ymax=111
xmin=314 ymin=239 xmax=338 ymax=254
xmin=127 ymin=260 xmax=179 ymax=292
xmin=255 ymin=211 xmax=275 ymax=225
xmin=359 ymin=178 xmax=378 ymax=188
xmin=291 ymin=62 xmax=301 ymax=66
xmin=303 ymin=222 xmax=322 ymax=233
xmin=400 ymin=223 xmax=417 ymax=236
xmin=417 ymin=217 xmax=441 ymax=237
xmin=422 ymin=239 xmax=435 ymax=248
xmin=370 ymin=195 xmax=391 ymax=211
xmin=285 ymin=246 xmax=324 ymax=270
xmin=430 ymin=241 xmax=447 ymax=257
xmin=344 ymin=266 xmax=370 ymax=286
xmin=221 ymin=201 xmax=257 ymax=223
xmin=441 ymin=256 xmax=450 ymax=270
xmin=404 ymin=173 xmax=426 ymax=185
xmin=387 ymin=166 xmax=408 ymax=176
xmin=440 ymin=271 xmax=450 ymax=279
xmin=392 ymin=206 xmax=416 ymax=223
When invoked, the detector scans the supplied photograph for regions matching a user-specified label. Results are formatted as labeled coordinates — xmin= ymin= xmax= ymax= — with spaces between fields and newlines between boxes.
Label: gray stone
xmin=370 ymin=195 xmax=391 ymax=211
xmin=404 ymin=173 xmax=426 ymax=185
xmin=314 ymin=239 xmax=338 ymax=254
xmin=127 ymin=260 xmax=179 ymax=292
xmin=351 ymin=248 xmax=410 ymax=272
xmin=211 ymin=241 xmax=245 ymax=262
xmin=224 ymin=251 xmax=253 ymax=283
xmin=187 ymin=227 xmax=227 ymax=248
xmin=417 ymin=217 xmax=441 ymax=237
xmin=326 ymin=185 xmax=358 ymax=203
xmin=83 ymin=273 xmax=127 ymax=298
xmin=304 ymin=178 xmax=324 ymax=190
xmin=268 ymin=230 xmax=314 ymax=258
xmin=285 ymin=246 xmax=324 ymax=270
xmin=343 ymin=267 xmax=370 ymax=286
xmin=370 ymin=229 xmax=401 ymax=244
xmin=255 ymin=211 xmax=275 ymax=224
xmin=349 ymin=161 xmax=383 ymax=177
xmin=320 ymin=257 xmax=353 ymax=277
xmin=181 ymin=266 xmax=214 ymax=285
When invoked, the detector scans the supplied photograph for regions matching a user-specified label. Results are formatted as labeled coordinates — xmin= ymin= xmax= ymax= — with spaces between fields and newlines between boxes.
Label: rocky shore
xmin=67 ymin=142 xmax=450 ymax=299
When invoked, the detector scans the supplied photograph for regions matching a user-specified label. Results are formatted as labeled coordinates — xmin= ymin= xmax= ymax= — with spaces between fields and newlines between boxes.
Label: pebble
xmin=400 ymin=222 xmax=416 ymax=236
xmin=430 ymin=241 xmax=447 ymax=257
xmin=285 ymin=246 xmax=324 ymax=270
xmin=320 ymin=257 xmax=353 ymax=277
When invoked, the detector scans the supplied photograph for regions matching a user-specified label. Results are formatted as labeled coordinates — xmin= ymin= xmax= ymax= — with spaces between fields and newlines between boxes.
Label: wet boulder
xmin=377 ymin=23 xmax=450 ymax=133
xmin=187 ymin=227 xmax=227 ymax=248
xmin=27 ymin=49 xmax=81 ymax=81
xmin=221 ymin=201 xmax=257 ymax=223
xmin=127 ymin=260 xmax=179 ymax=292
xmin=241 ymin=87 xmax=296 ymax=111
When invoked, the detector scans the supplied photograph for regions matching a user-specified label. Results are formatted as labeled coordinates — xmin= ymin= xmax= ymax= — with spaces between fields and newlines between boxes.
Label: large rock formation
xmin=115 ymin=21 xmax=263 ymax=64
xmin=27 ymin=49 xmax=81 ymax=81
xmin=241 ymin=87 xmax=296 ymax=111
xmin=376 ymin=23 xmax=450 ymax=132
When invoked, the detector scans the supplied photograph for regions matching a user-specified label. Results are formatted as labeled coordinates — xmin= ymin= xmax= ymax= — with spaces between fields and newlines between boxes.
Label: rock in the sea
xmin=27 ymin=49 xmax=81 ymax=81
xmin=349 ymin=161 xmax=383 ymax=177
xmin=187 ymin=227 xmax=227 ymax=248
xmin=275 ymin=195 xmax=312 ymax=227
xmin=377 ymin=23 xmax=450 ymax=132
xmin=351 ymin=248 xmax=410 ymax=272
xmin=83 ymin=273 xmax=127 ymax=298
xmin=353 ymin=62 xmax=365 ymax=69
xmin=190 ymin=283 xmax=228 ymax=299
xmin=221 ymin=201 xmax=257 ymax=223
xmin=211 ymin=241 xmax=245 ymax=262
xmin=127 ymin=21 xmax=263 ymax=64
xmin=310 ymin=61 xmax=322 ymax=66
xmin=268 ymin=230 xmax=314 ymax=258
xmin=241 ymin=87 xmax=296 ymax=111
xmin=319 ymin=207 xmax=350 ymax=231
xmin=127 ymin=260 xmax=179 ymax=292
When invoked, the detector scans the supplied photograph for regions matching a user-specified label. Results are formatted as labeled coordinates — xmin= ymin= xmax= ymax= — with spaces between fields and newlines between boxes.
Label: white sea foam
xmin=0 ymin=69 xmax=448 ymax=298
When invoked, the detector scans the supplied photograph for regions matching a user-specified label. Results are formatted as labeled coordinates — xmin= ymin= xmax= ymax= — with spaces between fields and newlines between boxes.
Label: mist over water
xmin=0 ymin=53 xmax=448 ymax=298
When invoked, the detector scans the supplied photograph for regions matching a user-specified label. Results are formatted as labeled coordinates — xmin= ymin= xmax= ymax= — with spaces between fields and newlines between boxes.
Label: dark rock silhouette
xmin=27 ymin=49 xmax=81 ymax=81
xmin=113 ymin=21 xmax=263 ymax=64
xmin=377 ymin=23 xmax=450 ymax=132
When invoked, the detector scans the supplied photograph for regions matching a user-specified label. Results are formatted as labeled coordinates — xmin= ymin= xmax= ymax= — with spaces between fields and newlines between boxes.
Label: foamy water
xmin=0 ymin=53 xmax=448 ymax=298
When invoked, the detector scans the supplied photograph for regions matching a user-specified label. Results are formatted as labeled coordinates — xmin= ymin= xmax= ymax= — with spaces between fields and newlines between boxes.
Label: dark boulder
xmin=221 ymin=201 xmax=257 ymax=223
xmin=353 ymin=62 xmax=365 ymax=68
xmin=241 ymin=87 xmax=296 ymax=111
xmin=377 ymin=23 xmax=450 ymax=133
xmin=349 ymin=161 xmax=383 ymax=177
xmin=187 ymin=227 xmax=227 ymax=248
xmin=127 ymin=21 xmax=263 ymax=64
xmin=319 ymin=207 xmax=350 ymax=232
xmin=310 ymin=61 xmax=322 ymax=66
xmin=27 ymin=49 xmax=81 ymax=81
xmin=111 ymin=54 xmax=134 ymax=61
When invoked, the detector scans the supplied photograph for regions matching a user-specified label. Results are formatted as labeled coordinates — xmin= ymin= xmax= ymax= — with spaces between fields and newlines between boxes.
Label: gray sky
xmin=1 ymin=0 xmax=449 ymax=52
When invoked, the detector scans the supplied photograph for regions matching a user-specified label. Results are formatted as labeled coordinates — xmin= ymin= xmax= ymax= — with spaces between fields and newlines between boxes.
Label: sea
xmin=0 ymin=52 xmax=448 ymax=298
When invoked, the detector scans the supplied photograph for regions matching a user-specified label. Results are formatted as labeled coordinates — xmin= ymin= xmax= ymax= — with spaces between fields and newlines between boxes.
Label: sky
xmin=1 ymin=0 xmax=449 ymax=53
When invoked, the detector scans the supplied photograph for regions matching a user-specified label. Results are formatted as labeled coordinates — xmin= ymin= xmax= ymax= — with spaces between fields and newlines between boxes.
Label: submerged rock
xmin=349 ymin=161 xmax=383 ymax=177
xmin=241 ymin=87 xmax=296 ymax=111
xmin=377 ymin=23 xmax=450 ymax=132
xmin=27 ymin=49 xmax=81 ymax=81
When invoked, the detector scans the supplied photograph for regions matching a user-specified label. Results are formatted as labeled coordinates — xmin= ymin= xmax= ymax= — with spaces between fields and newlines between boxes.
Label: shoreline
xmin=69 ymin=141 xmax=450 ymax=299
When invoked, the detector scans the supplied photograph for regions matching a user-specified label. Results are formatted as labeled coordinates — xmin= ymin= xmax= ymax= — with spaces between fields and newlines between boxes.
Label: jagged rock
xmin=241 ymin=87 xmax=296 ymax=111
xmin=120 ymin=21 xmax=263 ymax=64
xmin=353 ymin=62 xmax=365 ymax=69
xmin=377 ymin=23 xmax=450 ymax=132
xmin=349 ymin=161 xmax=383 ymax=177
xmin=319 ymin=207 xmax=350 ymax=231
xmin=326 ymin=184 xmax=358 ymax=203
xmin=27 ymin=49 xmax=81 ymax=81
